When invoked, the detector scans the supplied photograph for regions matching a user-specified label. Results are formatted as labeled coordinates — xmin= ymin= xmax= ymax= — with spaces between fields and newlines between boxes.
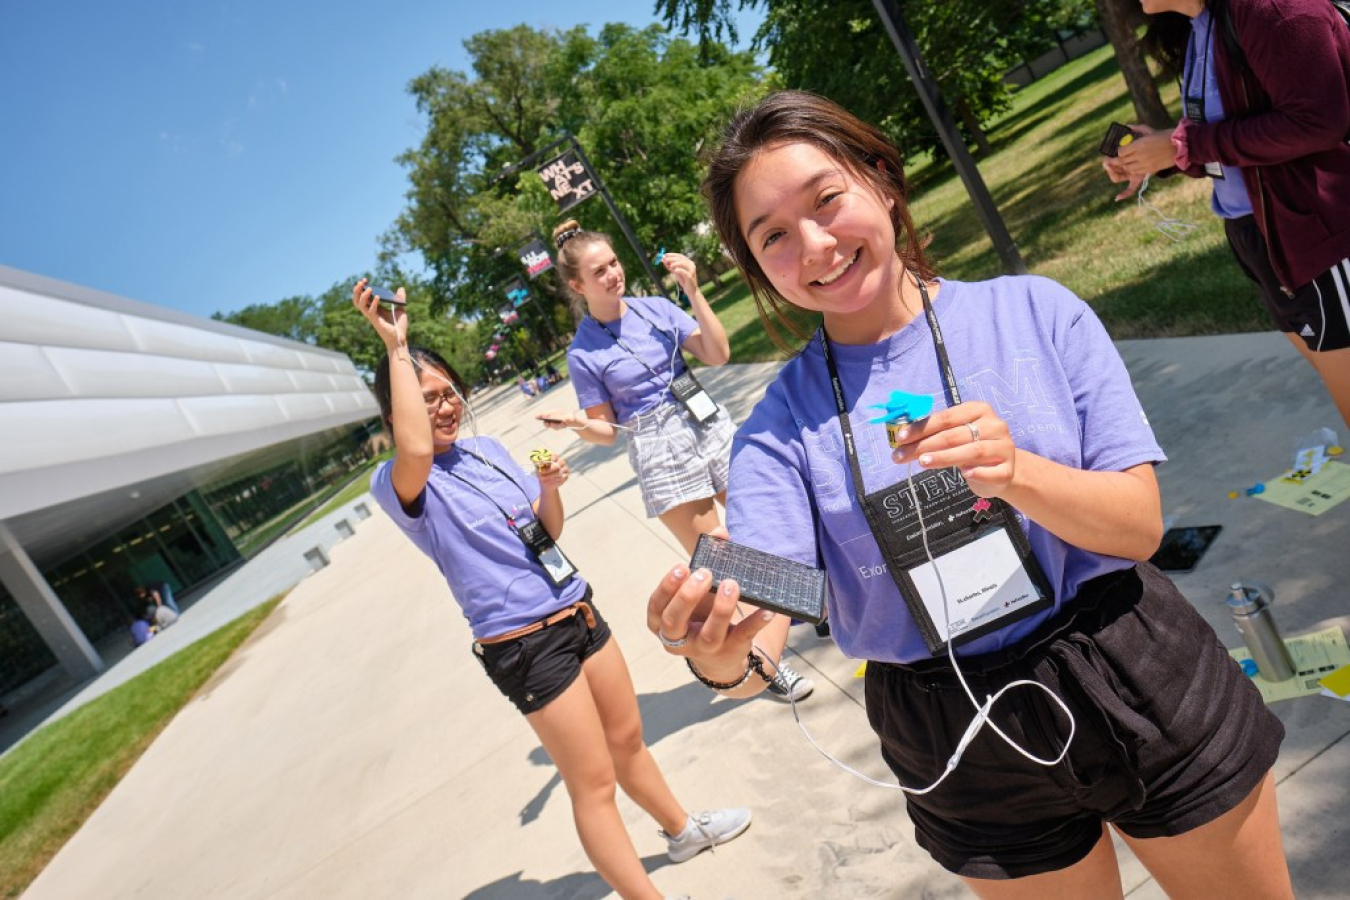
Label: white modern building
xmin=0 ymin=265 xmax=380 ymax=697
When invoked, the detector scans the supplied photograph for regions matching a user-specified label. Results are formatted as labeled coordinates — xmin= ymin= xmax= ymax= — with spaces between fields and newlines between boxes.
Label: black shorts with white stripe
xmin=1224 ymin=214 xmax=1350 ymax=352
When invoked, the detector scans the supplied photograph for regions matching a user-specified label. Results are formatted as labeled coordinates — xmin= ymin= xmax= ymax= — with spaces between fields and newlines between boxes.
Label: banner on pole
xmin=503 ymin=275 xmax=531 ymax=309
xmin=516 ymin=238 xmax=554 ymax=278
xmin=537 ymin=150 xmax=596 ymax=213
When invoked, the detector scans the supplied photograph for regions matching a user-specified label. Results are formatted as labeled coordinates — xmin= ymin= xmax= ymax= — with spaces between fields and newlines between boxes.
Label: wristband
xmin=686 ymin=651 xmax=774 ymax=691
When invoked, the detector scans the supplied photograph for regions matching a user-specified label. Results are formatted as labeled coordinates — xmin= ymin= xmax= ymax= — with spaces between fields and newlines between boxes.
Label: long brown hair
xmin=702 ymin=90 xmax=935 ymax=350
xmin=1141 ymin=11 xmax=1193 ymax=82
xmin=551 ymin=219 xmax=614 ymax=318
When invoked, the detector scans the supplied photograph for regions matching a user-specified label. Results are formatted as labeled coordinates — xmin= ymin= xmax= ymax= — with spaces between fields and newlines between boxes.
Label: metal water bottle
xmin=1225 ymin=581 xmax=1295 ymax=682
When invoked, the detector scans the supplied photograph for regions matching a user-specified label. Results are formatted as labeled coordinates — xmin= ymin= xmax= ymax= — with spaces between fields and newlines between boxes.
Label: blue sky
xmin=1 ymin=1 xmax=762 ymax=321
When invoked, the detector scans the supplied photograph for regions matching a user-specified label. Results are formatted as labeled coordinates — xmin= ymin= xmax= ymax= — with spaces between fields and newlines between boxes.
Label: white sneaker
xmin=765 ymin=662 xmax=814 ymax=702
xmin=663 ymin=808 xmax=753 ymax=862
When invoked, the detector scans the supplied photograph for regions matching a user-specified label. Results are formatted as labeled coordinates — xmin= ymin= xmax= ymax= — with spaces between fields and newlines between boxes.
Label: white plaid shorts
xmin=626 ymin=402 xmax=735 ymax=517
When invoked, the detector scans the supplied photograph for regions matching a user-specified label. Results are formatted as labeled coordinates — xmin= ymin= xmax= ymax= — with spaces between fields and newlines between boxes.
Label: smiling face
xmin=734 ymin=141 xmax=903 ymax=341
xmin=419 ymin=368 xmax=463 ymax=451
xmin=567 ymin=240 xmax=626 ymax=308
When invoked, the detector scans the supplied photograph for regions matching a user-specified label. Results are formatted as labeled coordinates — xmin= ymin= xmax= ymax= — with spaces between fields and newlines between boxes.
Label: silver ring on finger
xmin=657 ymin=627 xmax=691 ymax=649
xmin=967 ymin=421 xmax=980 ymax=443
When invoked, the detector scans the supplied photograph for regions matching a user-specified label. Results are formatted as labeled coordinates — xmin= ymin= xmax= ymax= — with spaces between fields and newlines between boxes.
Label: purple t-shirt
xmin=130 ymin=620 xmax=153 ymax=647
xmin=567 ymin=296 xmax=699 ymax=422
xmin=370 ymin=436 xmax=588 ymax=638
xmin=726 ymin=276 xmax=1165 ymax=664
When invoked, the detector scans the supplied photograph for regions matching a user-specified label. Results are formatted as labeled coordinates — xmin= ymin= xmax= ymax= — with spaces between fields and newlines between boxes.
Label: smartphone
xmin=1149 ymin=525 xmax=1222 ymax=573
xmin=1099 ymin=122 xmax=1140 ymax=158
xmin=369 ymin=285 xmax=405 ymax=307
xmin=540 ymin=418 xmax=564 ymax=425
xmin=688 ymin=534 xmax=827 ymax=625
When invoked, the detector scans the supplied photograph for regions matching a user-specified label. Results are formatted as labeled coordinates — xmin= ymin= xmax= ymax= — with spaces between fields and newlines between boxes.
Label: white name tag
xmin=684 ymin=389 xmax=718 ymax=422
xmin=908 ymin=529 xmax=1045 ymax=645
xmin=538 ymin=543 xmax=577 ymax=587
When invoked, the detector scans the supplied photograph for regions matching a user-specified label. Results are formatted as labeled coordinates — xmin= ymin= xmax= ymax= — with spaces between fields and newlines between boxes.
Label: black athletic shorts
xmin=472 ymin=588 xmax=611 ymax=715
xmin=864 ymin=563 xmax=1284 ymax=880
xmin=1224 ymin=214 xmax=1350 ymax=351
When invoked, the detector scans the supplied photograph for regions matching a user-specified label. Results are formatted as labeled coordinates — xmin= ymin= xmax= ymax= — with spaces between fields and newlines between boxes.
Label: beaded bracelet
xmin=686 ymin=651 xmax=774 ymax=691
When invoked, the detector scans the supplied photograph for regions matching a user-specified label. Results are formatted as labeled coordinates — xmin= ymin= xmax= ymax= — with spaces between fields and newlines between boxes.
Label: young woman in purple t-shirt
xmin=352 ymin=281 xmax=750 ymax=900
xmin=536 ymin=221 xmax=737 ymax=555
xmin=537 ymin=219 xmax=819 ymax=701
xmin=1106 ymin=0 xmax=1350 ymax=428
xmin=646 ymin=92 xmax=1293 ymax=898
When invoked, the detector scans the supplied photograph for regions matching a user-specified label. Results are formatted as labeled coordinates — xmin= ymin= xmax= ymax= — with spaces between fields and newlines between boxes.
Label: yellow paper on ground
xmin=1254 ymin=461 xmax=1350 ymax=515
xmin=1227 ymin=626 xmax=1350 ymax=703
xmin=1318 ymin=664 xmax=1350 ymax=698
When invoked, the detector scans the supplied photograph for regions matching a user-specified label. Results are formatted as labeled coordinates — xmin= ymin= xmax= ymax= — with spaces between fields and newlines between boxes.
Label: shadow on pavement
xmin=516 ymin=680 xmax=751 ymax=826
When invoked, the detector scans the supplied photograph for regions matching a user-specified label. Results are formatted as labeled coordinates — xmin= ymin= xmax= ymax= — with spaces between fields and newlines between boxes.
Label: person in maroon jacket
xmin=1105 ymin=0 xmax=1350 ymax=427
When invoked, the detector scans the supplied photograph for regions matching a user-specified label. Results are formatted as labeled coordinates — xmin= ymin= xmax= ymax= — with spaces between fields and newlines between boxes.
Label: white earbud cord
xmin=1138 ymin=174 xmax=1198 ymax=242
xmin=757 ymin=461 xmax=1076 ymax=795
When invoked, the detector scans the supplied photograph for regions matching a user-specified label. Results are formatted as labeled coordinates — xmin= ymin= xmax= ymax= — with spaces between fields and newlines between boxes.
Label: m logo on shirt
xmin=964 ymin=357 xmax=1055 ymax=419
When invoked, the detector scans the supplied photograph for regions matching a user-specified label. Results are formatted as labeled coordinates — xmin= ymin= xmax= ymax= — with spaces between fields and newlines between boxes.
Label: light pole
xmin=870 ymin=0 xmax=1027 ymax=275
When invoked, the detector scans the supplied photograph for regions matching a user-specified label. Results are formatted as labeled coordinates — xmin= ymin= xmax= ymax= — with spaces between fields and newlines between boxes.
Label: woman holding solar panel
xmin=647 ymin=92 xmax=1293 ymax=899
xmin=352 ymin=280 xmax=750 ymax=900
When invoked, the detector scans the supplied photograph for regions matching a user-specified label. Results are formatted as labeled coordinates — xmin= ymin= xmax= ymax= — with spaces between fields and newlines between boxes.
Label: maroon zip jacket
xmin=1171 ymin=0 xmax=1350 ymax=292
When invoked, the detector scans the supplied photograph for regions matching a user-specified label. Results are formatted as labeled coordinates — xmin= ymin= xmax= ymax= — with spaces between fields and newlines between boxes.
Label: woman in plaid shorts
xmin=538 ymin=219 xmax=738 ymax=556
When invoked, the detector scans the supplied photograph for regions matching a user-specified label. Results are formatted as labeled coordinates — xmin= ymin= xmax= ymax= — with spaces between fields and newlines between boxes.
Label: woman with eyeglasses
xmin=352 ymin=280 xmax=750 ymax=900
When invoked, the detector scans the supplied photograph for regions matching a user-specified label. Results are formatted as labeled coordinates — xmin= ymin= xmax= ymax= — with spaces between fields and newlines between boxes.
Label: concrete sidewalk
xmin=18 ymin=332 xmax=1350 ymax=899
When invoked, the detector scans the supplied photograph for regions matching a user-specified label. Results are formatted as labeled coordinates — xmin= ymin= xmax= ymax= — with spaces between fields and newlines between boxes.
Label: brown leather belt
xmin=475 ymin=600 xmax=596 ymax=646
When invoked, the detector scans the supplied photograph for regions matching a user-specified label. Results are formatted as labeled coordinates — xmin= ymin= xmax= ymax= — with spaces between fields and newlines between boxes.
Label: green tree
xmin=215 ymin=271 xmax=481 ymax=386
xmin=212 ymin=295 xmax=319 ymax=343
xmin=310 ymin=270 xmax=483 ymax=385
xmin=656 ymin=0 xmax=1093 ymax=157
xmin=386 ymin=23 xmax=763 ymax=328
xmin=1095 ymin=0 xmax=1171 ymax=129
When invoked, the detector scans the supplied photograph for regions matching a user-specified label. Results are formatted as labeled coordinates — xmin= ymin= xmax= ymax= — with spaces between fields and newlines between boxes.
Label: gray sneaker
xmin=765 ymin=662 xmax=814 ymax=701
xmin=663 ymin=808 xmax=753 ymax=863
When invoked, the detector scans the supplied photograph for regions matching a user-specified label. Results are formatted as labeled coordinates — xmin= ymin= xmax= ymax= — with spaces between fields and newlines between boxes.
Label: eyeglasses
xmin=422 ymin=389 xmax=461 ymax=412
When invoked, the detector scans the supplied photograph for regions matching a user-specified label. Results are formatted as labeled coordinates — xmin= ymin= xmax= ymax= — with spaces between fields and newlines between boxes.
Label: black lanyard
xmin=589 ymin=303 xmax=684 ymax=385
xmin=818 ymin=277 xmax=1053 ymax=654
xmin=443 ymin=448 xmax=533 ymax=532
xmin=820 ymin=277 xmax=958 ymax=489
xmin=1183 ymin=12 xmax=1215 ymax=123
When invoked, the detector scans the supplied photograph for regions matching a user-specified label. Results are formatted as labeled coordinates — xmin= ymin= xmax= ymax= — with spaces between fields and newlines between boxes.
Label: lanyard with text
xmin=590 ymin=304 xmax=719 ymax=423
xmin=1183 ymin=13 xmax=1225 ymax=179
xmin=820 ymin=278 xmax=1053 ymax=655
xmin=445 ymin=449 xmax=578 ymax=588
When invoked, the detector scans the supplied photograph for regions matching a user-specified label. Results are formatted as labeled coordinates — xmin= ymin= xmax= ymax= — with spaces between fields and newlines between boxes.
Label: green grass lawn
xmin=290 ymin=454 xmax=391 ymax=532
xmin=0 ymin=597 xmax=283 ymax=899
xmin=707 ymin=43 xmax=1266 ymax=362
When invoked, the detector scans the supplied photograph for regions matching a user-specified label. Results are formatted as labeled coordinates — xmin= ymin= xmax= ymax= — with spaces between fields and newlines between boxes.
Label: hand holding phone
xmin=369 ymin=285 xmax=406 ymax=307
xmin=1099 ymin=122 xmax=1140 ymax=158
